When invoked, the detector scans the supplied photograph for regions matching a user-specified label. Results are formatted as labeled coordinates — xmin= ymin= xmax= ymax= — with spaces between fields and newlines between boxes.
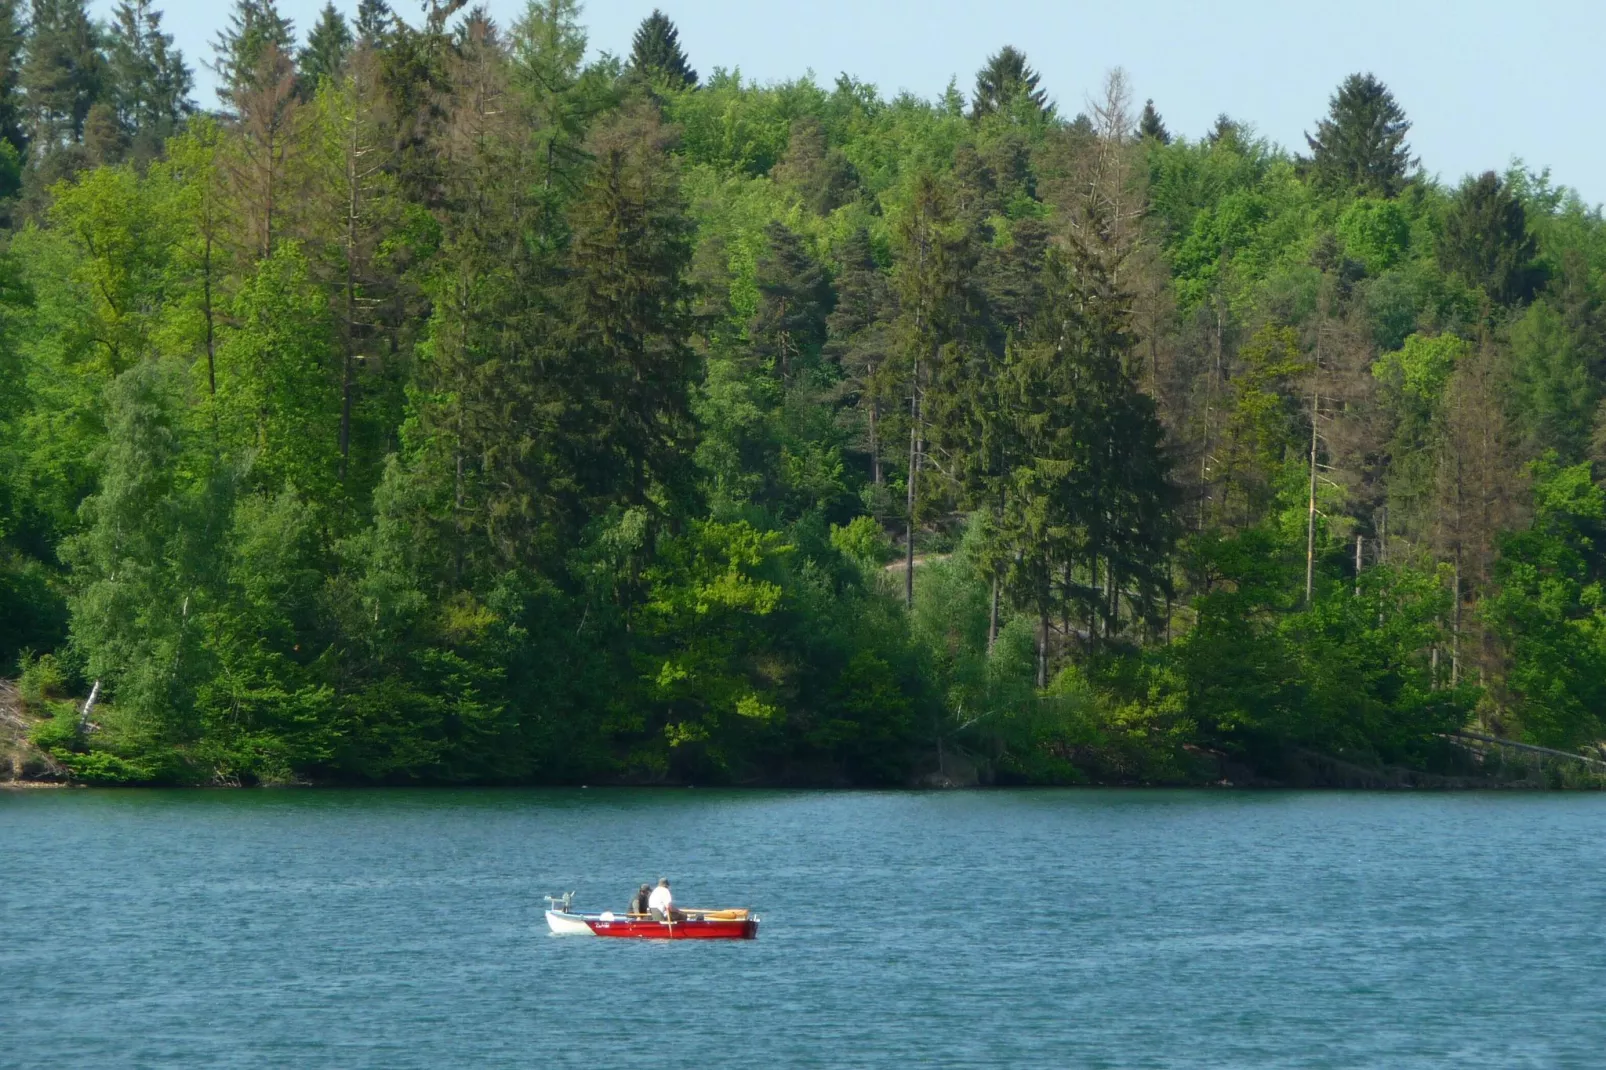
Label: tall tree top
xmin=1137 ymin=98 xmax=1169 ymax=144
xmin=20 ymin=0 xmax=105 ymax=154
xmin=1439 ymin=171 xmax=1541 ymax=307
xmin=970 ymin=46 xmax=1048 ymax=121
xmin=106 ymin=0 xmax=193 ymax=146
xmin=353 ymin=0 xmax=394 ymax=49
xmin=627 ymin=9 xmax=695 ymax=90
xmin=298 ymin=2 xmax=351 ymax=91
xmin=210 ymin=0 xmax=295 ymax=110
xmin=1304 ymin=72 xmax=1415 ymax=197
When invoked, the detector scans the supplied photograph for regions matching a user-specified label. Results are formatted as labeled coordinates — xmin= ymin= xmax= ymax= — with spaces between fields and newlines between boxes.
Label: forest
xmin=2 ymin=0 xmax=1604 ymax=786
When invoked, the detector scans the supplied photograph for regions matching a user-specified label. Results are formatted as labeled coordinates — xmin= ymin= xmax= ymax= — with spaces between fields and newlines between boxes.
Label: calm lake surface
xmin=4 ymin=788 xmax=1604 ymax=1068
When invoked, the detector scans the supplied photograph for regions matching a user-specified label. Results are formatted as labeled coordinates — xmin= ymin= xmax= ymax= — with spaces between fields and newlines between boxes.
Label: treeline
xmin=2 ymin=2 xmax=1602 ymax=785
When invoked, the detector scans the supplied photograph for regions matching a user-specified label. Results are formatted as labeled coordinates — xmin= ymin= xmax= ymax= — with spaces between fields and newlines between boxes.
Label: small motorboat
xmin=544 ymin=893 xmax=759 ymax=940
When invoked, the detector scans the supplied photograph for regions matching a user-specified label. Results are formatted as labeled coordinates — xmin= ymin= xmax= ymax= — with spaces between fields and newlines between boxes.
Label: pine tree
xmin=1304 ymin=72 xmax=1415 ymax=197
xmin=354 ymin=0 xmax=394 ymax=49
xmin=1137 ymin=98 xmax=1169 ymax=144
xmin=564 ymin=106 xmax=696 ymax=512
xmin=512 ymin=0 xmax=596 ymax=206
xmin=0 ymin=0 xmax=25 ymax=154
xmin=20 ymin=0 xmax=104 ymax=157
xmin=106 ymin=0 xmax=193 ymax=159
xmin=1438 ymin=171 xmax=1540 ymax=307
xmin=298 ymin=2 xmax=352 ymax=94
xmin=211 ymin=0 xmax=295 ymax=113
xmin=626 ymin=9 xmax=695 ymax=91
xmin=826 ymin=227 xmax=894 ymax=486
xmin=1206 ymin=113 xmax=1239 ymax=148
xmin=969 ymin=46 xmax=1048 ymax=121
xmin=770 ymin=116 xmax=857 ymax=215
xmin=750 ymin=221 xmax=831 ymax=385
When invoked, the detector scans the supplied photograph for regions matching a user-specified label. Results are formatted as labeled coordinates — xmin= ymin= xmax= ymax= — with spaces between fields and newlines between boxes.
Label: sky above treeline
xmin=113 ymin=0 xmax=1605 ymax=206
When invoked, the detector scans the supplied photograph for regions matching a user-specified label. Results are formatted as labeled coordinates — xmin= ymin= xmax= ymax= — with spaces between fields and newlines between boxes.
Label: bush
xmin=17 ymin=651 xmax=67 ymax=710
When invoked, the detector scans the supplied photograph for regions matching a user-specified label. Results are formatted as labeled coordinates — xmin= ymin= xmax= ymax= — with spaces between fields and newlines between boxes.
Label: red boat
xmin=544 ymin=894 xmax=759 ymax=940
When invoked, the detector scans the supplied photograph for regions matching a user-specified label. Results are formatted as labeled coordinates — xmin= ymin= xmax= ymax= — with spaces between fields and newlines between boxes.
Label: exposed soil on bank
xmin=0 ymin=680 xmax=67 ymax=784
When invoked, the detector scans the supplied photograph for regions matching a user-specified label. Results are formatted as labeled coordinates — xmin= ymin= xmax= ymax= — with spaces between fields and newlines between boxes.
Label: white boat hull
xmin=546 ymin=909 xmax=597 ymax=936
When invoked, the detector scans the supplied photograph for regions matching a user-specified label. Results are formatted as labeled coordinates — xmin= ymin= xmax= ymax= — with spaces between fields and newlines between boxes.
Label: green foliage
xmin=1488 ymin=457 xmax=1606 ymax=748
xmin=1303 ymin=72 xmax=1414 ymax=197
xmin=1336 ymin=197 xmax=1410 ymax=272
xmin=626 ymin=8 xmax=695 ymax=91
xmin=1439 ymin=171 xmax=1541 ymax=307
xmin=5 ymin=8 xmax=1606 ymax=791
xmin=16 ymin=648 xmax=66 ymax=706
xmin=970 ymin=46 xmax=1050 ymax=123
xmin=1373 ymin=331 xmax=1467 ymax=403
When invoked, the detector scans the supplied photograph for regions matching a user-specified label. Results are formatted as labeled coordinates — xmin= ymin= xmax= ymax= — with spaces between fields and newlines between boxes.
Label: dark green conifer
xmin=210 ymin=0 xmax=295 ymax=110
xmin=826 ymin=227 xmax=894 ymax=483
xmin=20 ymin=0 xmax=104 ymax=155
xmin=106 ymin=0 xmax=192 ymax=157
xmin=564 ymin=107 xmax=697 ymax=510
xmin=627 ymin=9 xmax=695 ymax=91
xmin=298 ymin=2 xmax=352 ymax=93
xmin=0 ymin=0 xmax=25 ymax=153
xmin=770 ymin=116 xmax=857 ymax=215
xmin=1304 ymin=72 xmax=1415 ymax=197
xmin=1438 ymin=171 xmax=1541 ymax=307
xmin=1137 ymin=98 xmax=1169 ymax=143
xmin=750 ymin=221 xmax=832 ymax=385
xmin=969 ymin=46 xmax=1048 ymax=121
xmin=1206 ymin=113 xmax=1239 ymax=148
xmin=354 ymin=0 xmax=394 ymax=49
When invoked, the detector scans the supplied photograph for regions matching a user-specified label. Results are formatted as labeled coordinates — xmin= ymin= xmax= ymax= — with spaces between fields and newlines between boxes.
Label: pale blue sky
xmin=128 ymin=0 xmax=1604 ymax=204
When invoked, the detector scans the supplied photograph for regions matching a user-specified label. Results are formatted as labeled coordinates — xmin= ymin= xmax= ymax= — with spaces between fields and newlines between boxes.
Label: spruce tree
xmin=298 ymin=2 xmax=352 ymax=94
xmin=564 ymin=107 xmax=696 ymax=512
xmin=354 ymin=0 xmax=394 ymax=49
xmin=626 ymin=9 xmax=695 ymax=91
xmin=750 ymin=221 xmax=831 ymax=385
xmin=969 ymin=46 xmax=1048 ymax=121
xmin=20 ymin=0 xmax=104 ymax=156
xmin=1304 ymin=72 xmax=1415 ymax=197
xmin=1438 ymin=171 xmax=1541 ymax=307
xmin=1137 ymin=98 xmax=1169 ymax=144
xmin=210 ymin=0 xmax=295 ymax=111
xmin=826 ymin=227 xmax=894 ymax=486
xmin=770 ymin=116 xmax=858 ymax=215
xmin=106 ymin=0 xmax=193 ymax=158
xmin=0 ymin=0 xmax=24 ymax=154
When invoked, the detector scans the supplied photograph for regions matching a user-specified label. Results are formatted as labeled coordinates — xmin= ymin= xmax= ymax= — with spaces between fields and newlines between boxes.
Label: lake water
xmin=3 ymin=788 xmax=1604 ymax=1068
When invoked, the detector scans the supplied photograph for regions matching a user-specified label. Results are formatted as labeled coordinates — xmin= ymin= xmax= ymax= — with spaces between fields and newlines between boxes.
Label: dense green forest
xmin=2 ymin=0 xmax=1603 ymax=785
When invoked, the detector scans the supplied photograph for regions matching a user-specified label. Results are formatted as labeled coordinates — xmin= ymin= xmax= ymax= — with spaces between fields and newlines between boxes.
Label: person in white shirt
xmin=648 ymin=878 xmax=684 ymax=922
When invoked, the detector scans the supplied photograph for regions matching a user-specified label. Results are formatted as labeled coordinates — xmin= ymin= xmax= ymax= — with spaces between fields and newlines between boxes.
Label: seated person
xmin=647 ymin=877 xmax=685 ymax=922
xmin=628 ymin=883 xmax=651 ymax=916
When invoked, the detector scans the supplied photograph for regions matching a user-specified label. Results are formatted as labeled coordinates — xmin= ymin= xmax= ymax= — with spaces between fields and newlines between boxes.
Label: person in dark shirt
xmin=628 ymin=884 xmax=651 ymax=916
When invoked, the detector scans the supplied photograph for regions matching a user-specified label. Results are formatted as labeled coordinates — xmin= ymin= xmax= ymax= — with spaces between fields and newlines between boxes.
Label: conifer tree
xmin=0 ymin=0 xmax=25 ymax=154
xmin=750 ymin=221 xmax=831 ymax=385
xmin=354 ymin=0 xmax=394 ymax=49
xmin=211 ymin=0 xmax=295 ymax=112
xmin=1438 ymin=171 xmax=1540 ymax=307
xmin=770 ymin=116 xmax=857 ymax=215
xmin=20 ymin=0 xmax=104 ymax=156
xmin=826 ymin=227 xmax=894 ymax=486
xmin=106 ymin=0 xmax=193 ymax=158
xmin=512 ymin=0 xmax=597 ymax=206
xmin=1304 ymin=72 xmax=1414 ymax=197
xmin=969 ymin=46 xmax=1048 ymax=121
xmin=298 ymin=2 xmax=352 ymax=95
xmin=564 ymin=106 xmax=696 ymax=512
xmin=1137 ymin=98 xmax=1169 ymax=144
xmin=626 ymin=9 xmax=695 ymax=91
